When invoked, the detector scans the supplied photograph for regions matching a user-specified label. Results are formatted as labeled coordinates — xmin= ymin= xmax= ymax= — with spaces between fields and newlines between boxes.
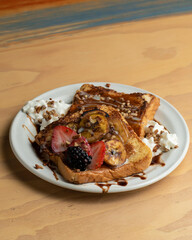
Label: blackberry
xmin=65 ymin=146 xmax=92 ymax=171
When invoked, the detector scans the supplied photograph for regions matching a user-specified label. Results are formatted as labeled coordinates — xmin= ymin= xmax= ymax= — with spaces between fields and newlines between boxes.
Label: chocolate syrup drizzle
xmin=23 ymin=111 xmax=166 ymax=192
xmin=151 ymin=154 xmax=165 ymax=167
xmin=23 ymin=122 xmax=59 ymax=181
xmin=95 ymin=171 xmax=147 ymax=193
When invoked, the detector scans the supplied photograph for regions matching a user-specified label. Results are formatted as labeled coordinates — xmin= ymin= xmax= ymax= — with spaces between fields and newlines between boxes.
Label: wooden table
xmin=0 ymin=1 xmax=192 ymax=239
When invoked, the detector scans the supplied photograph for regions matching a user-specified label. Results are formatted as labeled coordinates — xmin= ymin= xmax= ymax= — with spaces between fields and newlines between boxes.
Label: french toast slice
xmin=68 ymin=84 xmax=160 ymax=138
xmin=35 ymin=105 xmax=152 ymax=184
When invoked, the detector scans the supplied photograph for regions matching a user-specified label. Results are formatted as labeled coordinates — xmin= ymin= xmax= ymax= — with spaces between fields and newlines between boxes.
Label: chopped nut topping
xmin=43 ymin=112 xmax=52 ymax=121
xmin=106 ymin=96 xmax=111 ymax=101
xmin=122 ymin=112 xmax=129 ymax=118
xmin=35 ymin=106 xmax=41 ymax=113
xmin=153 ymin=144 xmax=161 ymax=152
xmin=49 ymin=109 xmax=58 ymax=117
xmin=34 ymin=164 xmax=43 ymax=169
xmin=35 ymin=105 xmax=46 ymax=113
xmin=47 ymin=100 xmax=54 ymax=107
xmin=105 ymin=83 xmax=111 ymax=88
xmin=154 ymin=129 xmax=158 ymax=135
xmin=164 ymin=148 xmax=169 ymax=152
xmin=130 ymin=112 xmax=138 ymax=117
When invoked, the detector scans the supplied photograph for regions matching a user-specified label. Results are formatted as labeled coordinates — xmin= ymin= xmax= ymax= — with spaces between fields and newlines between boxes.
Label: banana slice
xmin=79 ymin=110 xmax=109 ymax=143
xmin=104 ymin=139 xmax=127 ymax=166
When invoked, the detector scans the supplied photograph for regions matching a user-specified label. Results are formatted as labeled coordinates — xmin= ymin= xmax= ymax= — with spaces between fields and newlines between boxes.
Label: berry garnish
xmin=65 ymin=146 xmax=92 ymax=171
xmin=88 ymin=141 xmax=106 ymax=170
xmin=51 ymin=126 xmax=77 ymax=153
xmin=70 ymin=136 xmax=92 ymax=156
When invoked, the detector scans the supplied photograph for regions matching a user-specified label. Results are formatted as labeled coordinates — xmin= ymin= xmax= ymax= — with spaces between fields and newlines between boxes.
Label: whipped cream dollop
xmin=142 ymin=120 xmax=178 ymax=157
xmin=23 ymin=99 xmax=71 ymax=130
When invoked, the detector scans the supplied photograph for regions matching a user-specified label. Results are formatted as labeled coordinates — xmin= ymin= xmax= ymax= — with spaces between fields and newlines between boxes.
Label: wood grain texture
xmin=1 ymin=0 xmax=192 ymax=45
xmin=0 ymin=11 xmax=192 ymax=240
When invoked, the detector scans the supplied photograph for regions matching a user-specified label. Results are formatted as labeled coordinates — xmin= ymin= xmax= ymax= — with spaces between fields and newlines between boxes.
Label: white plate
xmin=9 ymin=83 xmax=190 ymax=193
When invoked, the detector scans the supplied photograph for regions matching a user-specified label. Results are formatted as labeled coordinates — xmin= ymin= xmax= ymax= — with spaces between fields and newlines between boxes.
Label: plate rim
xmin=9 ymin=82 xmax=190 ymax=193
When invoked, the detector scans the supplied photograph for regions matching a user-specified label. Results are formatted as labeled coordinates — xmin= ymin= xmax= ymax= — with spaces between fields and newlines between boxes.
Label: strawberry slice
xmin=51 ymin=126 xmax=77 ymax=153
xmin=88 ymin=141 xmax=106 ymax=170
xmin=70 ymin=136 xmax=92 ymax=156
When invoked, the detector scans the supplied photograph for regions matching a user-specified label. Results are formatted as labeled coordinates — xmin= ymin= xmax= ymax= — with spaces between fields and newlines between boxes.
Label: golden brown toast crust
xmin=35 ymin=105 xmax=152 ymax=184
xmin=58 ymin=156 xmax=150 ymax=184
xmin=68 ymin=84 xmax=160 ymax=138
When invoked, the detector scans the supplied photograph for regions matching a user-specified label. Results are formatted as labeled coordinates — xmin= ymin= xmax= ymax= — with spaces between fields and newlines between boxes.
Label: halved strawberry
xmin=70 ymin=136 xmax=92 ymax=156
xmin=51 ymin=126 xmax=77 ymax=153
xmin=88 ymin=141 xmax=106 ymax=170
